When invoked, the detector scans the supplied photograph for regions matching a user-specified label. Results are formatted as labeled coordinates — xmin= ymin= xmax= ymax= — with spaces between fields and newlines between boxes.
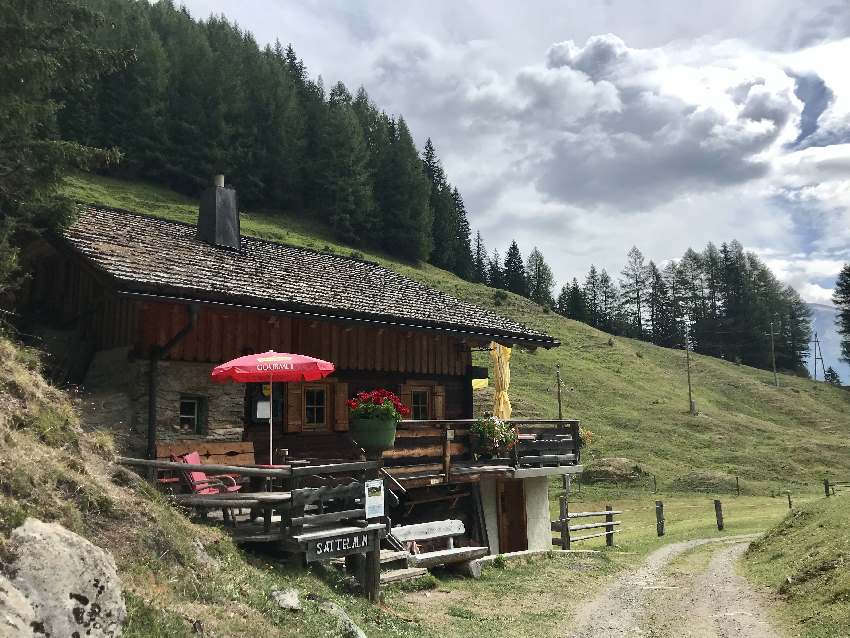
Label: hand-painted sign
xmin=365 ymin=479 xmax=384 ymax=519
xmin=306 ymin=531 xmax=376 ymax=561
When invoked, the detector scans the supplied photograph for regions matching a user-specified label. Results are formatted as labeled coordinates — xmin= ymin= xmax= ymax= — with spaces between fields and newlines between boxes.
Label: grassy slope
xmin=65 ymin=173 xmax=850 ymax=493
xmin=744 ymin=494 xmax=850 ymax=637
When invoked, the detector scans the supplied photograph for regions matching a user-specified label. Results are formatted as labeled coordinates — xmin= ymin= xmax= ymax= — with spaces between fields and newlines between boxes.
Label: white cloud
xmin=179 ymin=0 xmax=850 ymax=303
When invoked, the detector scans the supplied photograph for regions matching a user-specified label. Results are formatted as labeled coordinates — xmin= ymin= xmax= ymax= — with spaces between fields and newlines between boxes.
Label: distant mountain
xmin=807 ymin=303 xmax=849 ymax=383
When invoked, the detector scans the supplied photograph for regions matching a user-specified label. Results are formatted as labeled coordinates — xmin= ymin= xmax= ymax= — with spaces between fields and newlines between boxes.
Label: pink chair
xmin=172 ymin=452 xmax=241 ymax=495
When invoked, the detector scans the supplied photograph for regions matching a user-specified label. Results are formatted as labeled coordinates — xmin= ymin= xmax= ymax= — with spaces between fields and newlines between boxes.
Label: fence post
xmin=560 ymin=496 xmax=570 ymax=550
xmin=735 ymin=476 xmax=740 ymax=497
xmin=655 ymin=500 xmax=665 ymax=536
xmin=605 ymin=504 xmax=614 ymax=547
xmin=714 ymin=499 xmax=724 ymax=531
xmin=824 ymin=479 xmax=830 ymax=497
xmin=787 ymin=492 xmax=792 ymax=509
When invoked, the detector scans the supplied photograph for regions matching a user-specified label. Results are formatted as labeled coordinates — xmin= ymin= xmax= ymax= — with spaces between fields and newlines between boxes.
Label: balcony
xmin=383 ymin=419 xmax=583 ymax=489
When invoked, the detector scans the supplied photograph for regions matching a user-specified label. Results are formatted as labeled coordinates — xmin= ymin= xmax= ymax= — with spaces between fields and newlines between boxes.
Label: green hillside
xmin=745 ymin=494 xmax=850 ymax=637
xmin=64 ymin=173 xmax=850 ymax=492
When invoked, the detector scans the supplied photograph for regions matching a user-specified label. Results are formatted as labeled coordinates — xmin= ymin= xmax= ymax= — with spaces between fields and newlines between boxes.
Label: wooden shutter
xmin=400 ymin=384 xmax=413 ymax=415
xmin=433 ymin=385 xmax=445 ymax=420
xmin=334 ymin=382 xmax=349 ymax=431
xmin=286 ymin=383 xmax=303 ymax=433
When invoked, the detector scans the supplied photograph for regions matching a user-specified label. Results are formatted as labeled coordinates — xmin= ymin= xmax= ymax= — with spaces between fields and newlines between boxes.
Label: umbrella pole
xmin=269 ymin=373 xmax=274 ymax=465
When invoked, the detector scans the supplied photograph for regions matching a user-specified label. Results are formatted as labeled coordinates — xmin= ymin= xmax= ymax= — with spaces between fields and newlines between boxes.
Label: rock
xmin=0 ymin=574 xmax=35 ymax=636
xmin=270 ymin=588 xmax=301 ymax=611
xmin=318 ymin=601 xmax=367 ymax=638
xmin=3 ymin=518 xmax=126 ymax=637
xmin=192 ymin=539 xmax=219 ymax=570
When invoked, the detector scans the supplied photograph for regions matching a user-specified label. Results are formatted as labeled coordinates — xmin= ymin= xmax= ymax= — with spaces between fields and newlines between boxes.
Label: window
xmin=303 ymin=386 xmax=327 ymax=430
xmin=179 ymin=396 xmax=205 ymax=434
xmin=411 ymin=388 xmax=430 ymax=420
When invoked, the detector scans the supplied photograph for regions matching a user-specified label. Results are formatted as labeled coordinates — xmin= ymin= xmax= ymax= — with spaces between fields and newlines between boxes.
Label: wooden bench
xmin=390 ymin=519 xmax=488 ymax=577
xmin=154 ymin=441 xmax=289 ymax=490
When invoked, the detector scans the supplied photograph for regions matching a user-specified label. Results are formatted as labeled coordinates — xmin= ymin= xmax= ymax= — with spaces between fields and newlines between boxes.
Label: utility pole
xmin=810 ymin=332 xmax=825 ymax=380
xmin=555 ymin=363 xmax=563 ymax=420
xmin=685 ymin=328 xmax=696 ymax=415
xmin=769 ymin=320 xmax=778 ymax=388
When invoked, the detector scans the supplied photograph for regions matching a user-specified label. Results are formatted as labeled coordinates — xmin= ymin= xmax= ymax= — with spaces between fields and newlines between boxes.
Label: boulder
xmin=0 ymin=574 xmax=35 ymax=636
xmin=3 ymin=518 xmax=126 ymax=637
xmin=318 ymin=601 xmax=367 ymax=638
xmin=270 ymin=588 xmax=301 ymax=611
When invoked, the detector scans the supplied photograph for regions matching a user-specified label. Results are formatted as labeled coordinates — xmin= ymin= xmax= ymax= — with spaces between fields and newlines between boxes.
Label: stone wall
xmin=81 ymin=349 xmax=245 ymax=455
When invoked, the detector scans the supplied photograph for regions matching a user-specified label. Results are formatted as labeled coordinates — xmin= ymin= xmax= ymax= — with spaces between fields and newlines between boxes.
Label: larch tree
xmin=620 ymin=246 xmax=649 ymax=337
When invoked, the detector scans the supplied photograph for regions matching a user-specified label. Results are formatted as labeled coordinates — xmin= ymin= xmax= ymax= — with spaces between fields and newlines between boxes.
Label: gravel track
xmin=568 ymin=535 xmax=782 ymax=637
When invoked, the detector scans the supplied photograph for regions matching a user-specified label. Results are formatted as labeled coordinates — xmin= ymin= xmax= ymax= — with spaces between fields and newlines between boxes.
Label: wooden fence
xmin=551 ymin=496 xmax=621 ymax=549
xmin=824 ymin=479 xmax=850 ymax=496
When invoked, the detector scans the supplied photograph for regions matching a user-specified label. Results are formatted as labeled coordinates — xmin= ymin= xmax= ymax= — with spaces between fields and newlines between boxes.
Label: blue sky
xmin=181 ymin=1 xmax=850 ymax=306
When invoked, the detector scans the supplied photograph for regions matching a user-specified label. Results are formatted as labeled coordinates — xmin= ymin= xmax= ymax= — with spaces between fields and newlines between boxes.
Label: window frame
xmin=179 ymin=395 xmax=206 ymax=434
xmin=410 ymin=386 xmax=431 ymax=420
xmin=302 ymin=384 xmax=329 ymax=431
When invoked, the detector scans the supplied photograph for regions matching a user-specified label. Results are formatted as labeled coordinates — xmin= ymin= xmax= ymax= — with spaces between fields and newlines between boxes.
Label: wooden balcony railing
xmin=385 ymin=419 xmax=581 ymax=487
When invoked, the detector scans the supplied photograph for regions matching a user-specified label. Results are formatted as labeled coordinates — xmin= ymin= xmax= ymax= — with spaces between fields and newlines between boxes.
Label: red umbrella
xmin=212 ymin=351 xmax=335 ymax=463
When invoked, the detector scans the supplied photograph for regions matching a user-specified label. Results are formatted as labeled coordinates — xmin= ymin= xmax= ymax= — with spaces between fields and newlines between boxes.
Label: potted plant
xmin=469 ymin=414 xmax=518 ymax=459
xmin=347 ymin=389 xmax=410 ymax=455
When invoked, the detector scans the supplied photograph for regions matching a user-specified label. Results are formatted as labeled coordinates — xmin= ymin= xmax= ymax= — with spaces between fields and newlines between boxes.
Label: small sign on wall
xmin=365 ymin=479 xmax=384 ymax=519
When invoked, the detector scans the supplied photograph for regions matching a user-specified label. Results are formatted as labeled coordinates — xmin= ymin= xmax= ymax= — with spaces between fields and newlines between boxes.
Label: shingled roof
xmin=62 ymin=205 xmax=559 ymax=348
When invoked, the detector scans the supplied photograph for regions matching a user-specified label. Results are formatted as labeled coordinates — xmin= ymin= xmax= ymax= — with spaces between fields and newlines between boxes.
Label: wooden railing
xmin=385 ymin=419 xmax=581 ymax=487
xmin=552 ymin=496 xmax=621 ymax=549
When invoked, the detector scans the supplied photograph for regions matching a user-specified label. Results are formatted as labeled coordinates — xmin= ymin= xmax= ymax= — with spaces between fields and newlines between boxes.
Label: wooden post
xmin=787 ymin=492 xmax=792 ymax=509
xmin=555 ymin=364 xmax=563 ymax=420
xmin=824 ymin=479 xmax=830 ymax=498
xmin=736 ymin=476 xmax=740 ymax=497
xmin=364 ymin=533 xmax=381 ymax=602
xmin=560 ymin=496 xmax=570 ymax=550
xmin=655 ymin=500 xmax=665 ymax=537
xmin=714 ymin=499 xmax=724 ymax=531
xmin=605 ymin=505 xmax=614 ymax=547
xmin=442 ymin=428 xmax=453 ymax=484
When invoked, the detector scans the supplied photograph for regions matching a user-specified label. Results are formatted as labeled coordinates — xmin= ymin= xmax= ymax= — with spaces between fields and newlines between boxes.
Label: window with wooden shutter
xmin=400 ymin=384 xmax=413 ymax=417
xmin=334 ymin=382 xmax=349 ymax=431
xmin=286 ymin=383 xmax=302 ymax=433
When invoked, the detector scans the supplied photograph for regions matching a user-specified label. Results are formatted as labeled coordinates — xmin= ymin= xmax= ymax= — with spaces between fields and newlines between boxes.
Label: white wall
xmin=479 ymin=477 xmax=500 ymax=555
xmin=523 ymin=476 xmax=552 ymax=551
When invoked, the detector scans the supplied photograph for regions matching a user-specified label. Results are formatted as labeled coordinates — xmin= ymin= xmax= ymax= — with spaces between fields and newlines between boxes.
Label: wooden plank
xmin=568 ymin=530 xmax=610 ymax=543
xmin=117 ymin=456 xmax=291 ymax=478
xmin=410 ymin=546 xmax=488 ymax=568
xmin=382 ymin=463 xmax=444 ymax=476
xmin=567 ymin=510 xmax=623 ymax=518
xmin=568 ymin=521 xmax=621 ymax=532
xmin=290 ymin=461 xmax=380 ymax=476
xmin=395 ymin=427 xmax=446 ymax=438
xmin=290 ymin=508 xmax=366 ymax=527
xmin=383 ymin=443 xmax=465 ymax=459
xmin=290 ymin=522 xmax=385 ymax=543
xmin=391 ymin=519 xmax=465 ymax=542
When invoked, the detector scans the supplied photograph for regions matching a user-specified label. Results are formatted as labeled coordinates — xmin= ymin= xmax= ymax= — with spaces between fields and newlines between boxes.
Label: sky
xmin=181 ymin=0 xmax=850 ymax=306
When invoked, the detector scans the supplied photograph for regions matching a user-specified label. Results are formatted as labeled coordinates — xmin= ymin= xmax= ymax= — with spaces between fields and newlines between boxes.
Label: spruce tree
xmin=834 ymin=263 xmax=850 ymax=364
xmin=451 ymin=187 xmax=473 ymax=279
xmin=824 ymin=366 xmax=842 ymax=386
xmin=598 ymin=269 xmax=620 ymax=334
xmin=567 ymin=279 xmax=587 ymax=321
xmin=488 ymin=250 xmax=504 ymax=289
xmin=472 ymin=231 xmax=488 ymax=283
xmin=0 ymin=0 xmax=127 ymax=292
xmin=556 ymin=285 xmax=570 ymax=316
xmin=422 ymin=139 xmax=457 ymax=270
xmin=525 ymin=247 xmax=554 ymax=306
xmin=503 ymin=241 xmax=528 ymax=297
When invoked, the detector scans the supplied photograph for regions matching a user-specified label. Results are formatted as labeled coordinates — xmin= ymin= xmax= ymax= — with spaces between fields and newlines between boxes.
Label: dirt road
xmin=568 ymin=535 xmax=784 ymax=637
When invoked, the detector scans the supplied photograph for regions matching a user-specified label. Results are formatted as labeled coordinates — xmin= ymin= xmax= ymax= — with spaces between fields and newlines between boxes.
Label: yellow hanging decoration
xmin=490 ymin=342 xmax=512 ymax=420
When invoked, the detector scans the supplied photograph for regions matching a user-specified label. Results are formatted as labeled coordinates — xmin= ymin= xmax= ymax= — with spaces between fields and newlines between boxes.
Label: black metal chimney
xmin=198 ymin=174 xmax=240 ymax=250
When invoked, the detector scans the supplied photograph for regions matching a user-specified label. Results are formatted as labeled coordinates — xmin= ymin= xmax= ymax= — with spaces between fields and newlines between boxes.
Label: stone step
xmin=380 ymin=567 xmax=429 ymax=585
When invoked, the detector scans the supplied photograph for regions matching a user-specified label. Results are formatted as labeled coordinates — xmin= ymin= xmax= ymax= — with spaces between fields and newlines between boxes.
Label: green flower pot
xmin=349 ymin=417 xmax=397 ymax=454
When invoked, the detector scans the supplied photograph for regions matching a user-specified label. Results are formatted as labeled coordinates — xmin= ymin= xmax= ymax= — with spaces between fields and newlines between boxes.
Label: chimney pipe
xmin=198 ymin=174 xmax=240 ymax=250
